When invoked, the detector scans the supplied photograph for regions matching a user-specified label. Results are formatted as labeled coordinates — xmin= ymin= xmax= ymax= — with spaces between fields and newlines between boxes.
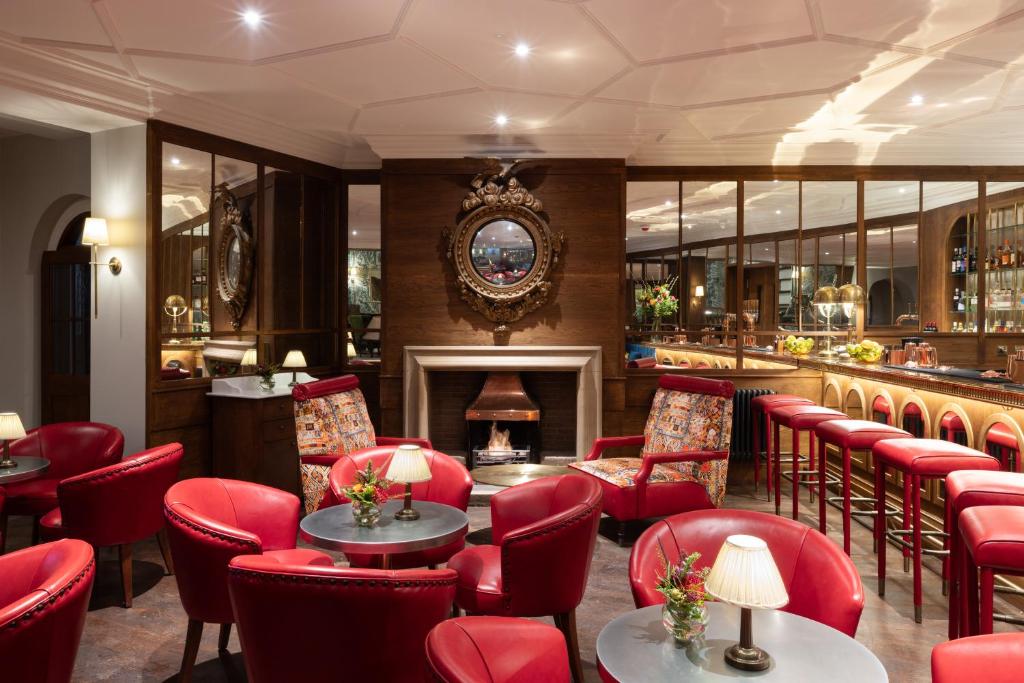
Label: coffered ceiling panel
xmin=353 ymin=91 xmax=568 ymax=134
xmin=401 ymin=0 xmax=628 ymax=96
xmin=103 ymin=0 xmax=405 ymax=61
xmin=550 ymin=101 xmax=703 ymax=138
xmin=946 ymin=14 xmax=1024 ymax=66
xmin=270 ymin=39 xmax=478 ymax=106
xmin=818 ymin=0 xmax=1024 ymax=50
xmin=0 ymin=0 xmax=112 ymax=46
xmin=584 ymin=0 xmax=812 ymax=62
xmin=682 ymin=94 xmax=832 ymax=139
xmin=598 ymin=42 xmax=894 ymax=108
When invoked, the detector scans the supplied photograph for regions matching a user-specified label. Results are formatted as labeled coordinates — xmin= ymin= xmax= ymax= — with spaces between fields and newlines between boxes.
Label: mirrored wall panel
xmin=347 ymin=183 xmax=382 ymax=365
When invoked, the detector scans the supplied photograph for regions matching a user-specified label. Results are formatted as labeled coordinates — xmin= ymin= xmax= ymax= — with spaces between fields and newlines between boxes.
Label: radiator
xmin=730 ymin=388 xmax=774 ymax=463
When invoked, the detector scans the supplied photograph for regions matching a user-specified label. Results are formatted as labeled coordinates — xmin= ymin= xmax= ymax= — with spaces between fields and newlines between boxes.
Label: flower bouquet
xmin=655 ymin=546 xmax=711 ymax=644
xmin=635 ymin=277 xmax=680 ymax=335
xmin=254 ymin=363 xmax=280 ymax=391
xmin=341 ymin=461 xmax=393 ymax=528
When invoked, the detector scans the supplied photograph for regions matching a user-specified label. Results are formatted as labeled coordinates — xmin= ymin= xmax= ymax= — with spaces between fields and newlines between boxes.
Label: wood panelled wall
xmin=379 ymin=159 xmax=627 ymax=437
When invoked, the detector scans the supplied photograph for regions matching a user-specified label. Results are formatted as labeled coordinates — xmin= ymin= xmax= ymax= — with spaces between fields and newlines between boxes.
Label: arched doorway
xmin=40 ymin=212 xmax=91 ymax=423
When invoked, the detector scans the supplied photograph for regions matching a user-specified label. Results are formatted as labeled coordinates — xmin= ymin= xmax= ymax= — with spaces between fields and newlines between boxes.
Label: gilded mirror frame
xmin=445 ymin=169 xmax=564 ymax=331
xmin=214 ymin=182 xmax=254 ymax=330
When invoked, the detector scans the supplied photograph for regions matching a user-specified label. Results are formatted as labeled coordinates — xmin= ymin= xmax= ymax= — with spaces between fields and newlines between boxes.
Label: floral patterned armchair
xmin=292 ymin=375 xmax=430 ymax=514
xmin=569 ymin=374 xmax=734 ymax=545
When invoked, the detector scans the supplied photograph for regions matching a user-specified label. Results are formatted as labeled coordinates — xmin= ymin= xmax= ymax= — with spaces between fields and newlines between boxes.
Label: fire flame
xmin=486 ymin=421 xmax=512 ymax=452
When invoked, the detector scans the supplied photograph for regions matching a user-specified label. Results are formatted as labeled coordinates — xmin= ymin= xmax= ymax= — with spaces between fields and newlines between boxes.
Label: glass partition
xmin=865 ymin=181 xmax=920 ymax=328
xmin=744 ymin=181 xmax=798 ymax=342
xmin=924 ymin=182 xmax=977 ymax=332
xmin=347 ymin=184 xmax=382 ymax=364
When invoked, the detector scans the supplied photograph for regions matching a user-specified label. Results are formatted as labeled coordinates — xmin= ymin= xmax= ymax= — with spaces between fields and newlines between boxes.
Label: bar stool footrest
xmin=825 ymin=496 xmax=900 ymax=518
xmin=886 ymin=529 xmax=950 ymax=557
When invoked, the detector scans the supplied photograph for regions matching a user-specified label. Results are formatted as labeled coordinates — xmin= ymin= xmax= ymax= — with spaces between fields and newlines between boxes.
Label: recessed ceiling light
xmin=680 ymin=213 xmax=686 ymax=218
xmin=170 ymin=157 xmax=180 ymax=166
xmin=824 ymin=251 xmax=830 ymax=255
xmin=514 ymin=43 xmax=530 ymax=57
xmin=773 ymin=179 xmax=779 ymax=184
xmin=352 ymin=230 xmax=358 ymax=236
xmin=495 ymin=114 xmax=508 ymax=126
xmin=242 ymin=9 xmax=262 ymax=27
xmin=775 ymin=209 xmax=781 ymax=215
xmin=909 ymin=94 xmax=924 ymax=106
xmin=664 ymin=200 xmax=671 ymax=206
xmin=625 ymin=237 xmax=629 ymax=241
xmin=899 ymin=187 xmax=906 ymax=194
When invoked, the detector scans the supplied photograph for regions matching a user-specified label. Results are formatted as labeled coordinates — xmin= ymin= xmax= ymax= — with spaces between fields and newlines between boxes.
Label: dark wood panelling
xmin=380 ymin=159 xmax=627 ymax=436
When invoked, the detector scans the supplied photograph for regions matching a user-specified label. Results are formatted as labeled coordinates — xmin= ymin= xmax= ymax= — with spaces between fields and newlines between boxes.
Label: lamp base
xmin=394 ymin=506 xmax=420 ymax=521
xmin=0 ymin=459 xmax=16 ymax=469
xmin=724 ymin=643 xmax=772 ymax=672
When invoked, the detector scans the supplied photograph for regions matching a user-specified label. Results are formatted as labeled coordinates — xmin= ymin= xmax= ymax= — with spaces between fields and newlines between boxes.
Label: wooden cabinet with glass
xmin=983 ymin=201 xmax=1024 ymax=333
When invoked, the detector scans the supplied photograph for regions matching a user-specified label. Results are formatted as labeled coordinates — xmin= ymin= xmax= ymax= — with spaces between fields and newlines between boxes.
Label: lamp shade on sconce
xmin=387 ymin=445 xmax=432 ymax=484
xmin=0 ymin=412 xmax=26 ymax=441
xmin=694 ymin=285 xmax=705 ymax=298
xmin=706 ymin=535 xmax=789 ymax=610
xmin=282 ymin=350 xmax=307 ymax=369
xmin=240 ymin=349 xmax=258 ymax=367
xmin=81 ymin=217 xmax=110 ymax=246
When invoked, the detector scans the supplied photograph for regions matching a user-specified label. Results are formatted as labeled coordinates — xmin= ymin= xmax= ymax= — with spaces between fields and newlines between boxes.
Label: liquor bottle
xmin=951 ymin=248 xmax=957 ymax=273
xmin=1012 ymin=241 xmax=1018 ymax=267
xmin=958 ymin=292 xmax=966 ymax=312
xmin=970 ymin=247 xmax=977 ymax=272
xmin=1004 ymin=239 xmax=1012 ymax=266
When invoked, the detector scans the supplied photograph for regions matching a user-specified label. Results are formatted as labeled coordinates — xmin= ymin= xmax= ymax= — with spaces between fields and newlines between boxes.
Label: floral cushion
xmin=571 ymin=387 xmax=733 ymax=507
xmin=294 ymin=388 xmax=376 ymax=511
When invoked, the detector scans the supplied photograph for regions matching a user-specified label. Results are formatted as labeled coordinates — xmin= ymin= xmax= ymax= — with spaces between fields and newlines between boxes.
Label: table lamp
xmin=240 ymin=348 xmax=258 ymax=370
xmin=386 ymin=444 xmax=432 ymax=521
xmin=282 ymin=350 xmax=307 ymax=387
xmin=813 ymin=285 xmax=840 ymax=356
xmin=0 ymin=412 xmax=27 ymax=469
xmin=346 ymin=331 xmax=357 ymax=359
xmin=839 ymin=283 xmax=865 ymax=322
xmin=705 ymin=534 xmax=789 ymax=672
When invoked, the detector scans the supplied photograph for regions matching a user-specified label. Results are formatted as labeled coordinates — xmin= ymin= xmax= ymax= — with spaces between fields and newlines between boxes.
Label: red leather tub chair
xmin=447 ymin=475 xmax=602 ymax=683
xmin=0 ymin=539 xmax=95 ymax=683
xmin=39 ymin=443 xmax=183 ymax=607
xmin=932 ymin=633 xmax=1024 ymax=683
xmin=2 ymin=422 xmax=124 ymax=549
xmin=426 ymin=616 xmax=571 ymax=683
xmin=326 ymin=446 xmax=472 ymax=568
xmin=569 ymin=375 xmax=734 ymax=545
xmin=164 ymin=478 xmax=334 ymax=682
xmin=292 ymin=375 xmax=431 ymax=514
xmin=629 ymin=509 xmax=864 ymax=637
xmin=228 ymin=554 xmax=455 ymax=683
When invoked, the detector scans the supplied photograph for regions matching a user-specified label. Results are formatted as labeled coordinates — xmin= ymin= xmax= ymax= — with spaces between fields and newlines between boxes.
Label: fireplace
xmin=465 ymin=372 xmax=540 ymax=468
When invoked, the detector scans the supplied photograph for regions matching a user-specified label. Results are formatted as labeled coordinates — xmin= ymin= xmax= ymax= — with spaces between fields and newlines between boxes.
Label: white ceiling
xmin=4 ymin=1 xmax=1024 ymax=166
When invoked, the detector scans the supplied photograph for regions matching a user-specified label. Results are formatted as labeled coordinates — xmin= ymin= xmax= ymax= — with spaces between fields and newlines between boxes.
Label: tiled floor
xmin=7 ymin=485 xmax=1020 ymax=682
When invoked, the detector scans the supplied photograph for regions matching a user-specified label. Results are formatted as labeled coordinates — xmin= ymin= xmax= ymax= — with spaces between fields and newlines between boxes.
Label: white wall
xmin=0 ymin=133 xmax=90 ymax=426
xmin=90 ymin=125 xmax=146 ymax=453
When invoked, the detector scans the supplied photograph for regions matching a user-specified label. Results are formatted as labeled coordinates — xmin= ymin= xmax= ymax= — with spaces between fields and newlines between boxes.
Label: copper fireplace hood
xmin=465 ymin=372 xmax=540 ymax=422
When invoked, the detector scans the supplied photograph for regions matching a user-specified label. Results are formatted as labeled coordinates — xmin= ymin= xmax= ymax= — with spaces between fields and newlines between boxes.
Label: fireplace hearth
xmin=466 ymin=372 xmax=540 ymax=468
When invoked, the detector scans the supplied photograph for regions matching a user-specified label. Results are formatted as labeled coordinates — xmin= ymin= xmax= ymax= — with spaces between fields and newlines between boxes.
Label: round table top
xmin=597 ymin=603 xmax=887 ymax=683
xmin=299 ymin=500 xmax=469 ymax=555
xmin=0 ymin=457 xmax=49 ymax=485
xmin=470 ymin=463 xmax=576 ymax=487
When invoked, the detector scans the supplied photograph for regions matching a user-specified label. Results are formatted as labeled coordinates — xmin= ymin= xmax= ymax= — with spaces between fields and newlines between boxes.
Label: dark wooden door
xmin=41 ymin=246 xmax=91 ymax=423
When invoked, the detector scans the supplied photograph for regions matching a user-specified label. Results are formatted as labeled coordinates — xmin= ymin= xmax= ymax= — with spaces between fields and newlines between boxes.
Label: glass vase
xmin=662 ymin=602 xmax=708 ymax=644
xmin=258 ymin=376 xmax=275 ymax=392
xmin=352 ymin=501 xmax=381 ymax=528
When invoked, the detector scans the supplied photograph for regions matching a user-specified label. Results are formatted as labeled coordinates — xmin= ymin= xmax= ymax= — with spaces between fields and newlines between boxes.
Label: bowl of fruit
xmin=783 ymin=335 xmax=814 ymax=357
xmin=847 ymin=339 xmax=883 ymax=364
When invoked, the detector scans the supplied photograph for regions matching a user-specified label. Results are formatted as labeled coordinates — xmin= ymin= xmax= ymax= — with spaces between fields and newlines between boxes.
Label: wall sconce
xmin=81 ymin=217 xmax=122 ymax=318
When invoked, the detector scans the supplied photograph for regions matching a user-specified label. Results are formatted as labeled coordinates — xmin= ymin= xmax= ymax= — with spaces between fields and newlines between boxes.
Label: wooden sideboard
xmin=209 ymin=372 xmax=313 ymax=495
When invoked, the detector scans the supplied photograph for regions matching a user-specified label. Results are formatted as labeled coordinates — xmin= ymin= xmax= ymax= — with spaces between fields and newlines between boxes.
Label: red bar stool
xmin=940 ymin=413 xmax=968 ymax=446
xmin=959 ymin=505 xmax=1024 ymax=636
xmin=770 ymin=404 xmax=846 ymax=521
xmin=872 ymin=439 xmax=1000 ymax=623
xmin=751 ymin=394 xmax=813 ymax=500
xmin=985 ymin=423 xmax=1021 ymax=472
xmin=946 ymin=470 xmax=1024 ymax=639
xmin=871 ymin=396 xmax=893 ymax=425
xmin=814 ymin=420 xmax=912 ymax=555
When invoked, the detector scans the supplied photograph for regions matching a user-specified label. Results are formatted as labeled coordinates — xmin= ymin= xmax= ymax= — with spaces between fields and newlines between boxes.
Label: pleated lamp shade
xmin=386 ymin=444 xmax=432 ymax=484
xmin=0 ymin=412 xmax=27 ymax=440
xmin=240 ymin=348 xmax=258 ymax=367
xmin=282 ymin=350 xmax=307 ymax=369
xmin=705 ymin=535 xmax=789 ymax=610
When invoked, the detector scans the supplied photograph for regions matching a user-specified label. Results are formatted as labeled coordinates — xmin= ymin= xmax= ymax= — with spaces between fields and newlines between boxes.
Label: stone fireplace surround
xmin=403 ymin=346 xmax=602 ymax=459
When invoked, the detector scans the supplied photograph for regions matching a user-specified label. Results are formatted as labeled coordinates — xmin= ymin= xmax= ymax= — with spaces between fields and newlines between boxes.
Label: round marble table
xmin=597 ymin=603 xmax=887 ymax=682
xmin=0 ymin=456 xmax=49 ymax=485
xmin=470 ymin=463 xmax=577 ymax=488
xmin=299 ymin=500 xmax=469 ymax=568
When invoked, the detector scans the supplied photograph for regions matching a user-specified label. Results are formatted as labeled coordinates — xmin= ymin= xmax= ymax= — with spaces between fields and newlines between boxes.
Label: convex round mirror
xmin=470 ymin=219 xmax=536 ymax=286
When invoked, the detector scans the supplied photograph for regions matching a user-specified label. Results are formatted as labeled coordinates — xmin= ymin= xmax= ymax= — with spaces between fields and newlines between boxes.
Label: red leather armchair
xmin=2 ymin=422 xmax=124 ymax=549
xmin=39 ymin=443 xmax=183 ymax=608
xmin=426 ymin=616 xmax=571 ymax=683
xmin=932 ymin=633 xmax=1024 ymax=683
xmin=446 ymin=475 xmax=602 ymax=683
xmin=163 ymin=478 xmax=333 ymax=682
xmin=227 ymin=554 xmax=455 ymax=683
xmin=629 ymin=509 xmax=864 ymax=637
xmin=325 ymin=446 xmax=472 ymax=568
xmin=0 ymin=539 xmax=95 ymax=683
xmin=292 ymin=375 xmax=431 ymax=513
xmin=569 ymin=375 xmax=734 ymax=545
